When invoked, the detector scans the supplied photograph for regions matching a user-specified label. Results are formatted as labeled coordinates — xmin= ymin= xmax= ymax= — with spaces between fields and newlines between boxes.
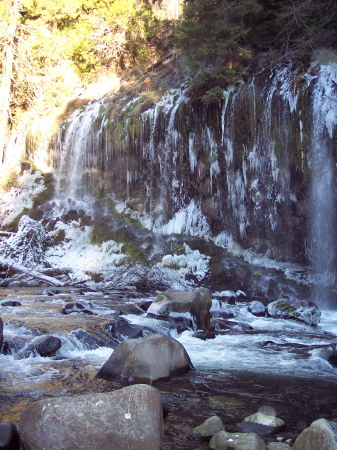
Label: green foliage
xmin=174 ymin=0 xmax=262 ymax=103
xmin=174 ymin=0 xmax=337 ymax=102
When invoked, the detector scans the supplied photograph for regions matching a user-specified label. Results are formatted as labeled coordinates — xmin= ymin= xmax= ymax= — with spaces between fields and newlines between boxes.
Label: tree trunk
xmin=0 ymin=0 xmax=20 ymax=164
xmin=0 ymin=257 xmax=65 ymax=287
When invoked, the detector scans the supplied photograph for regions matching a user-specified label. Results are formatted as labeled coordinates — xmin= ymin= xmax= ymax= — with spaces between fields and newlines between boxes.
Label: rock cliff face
xmin=52 ymin=63 xmax=337 ymax=274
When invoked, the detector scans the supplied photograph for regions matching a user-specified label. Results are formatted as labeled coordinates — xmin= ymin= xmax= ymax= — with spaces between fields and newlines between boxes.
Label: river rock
xmin=103 ymin=317 xmax=152 ymax=344
xmin=267 ymin=298 xmax=321 ymax=326
xmin=267 ymin=443 xmax=291 ymax=449
xmin=19 ymin=384 xmax=163 ymax=450
xmin=96 ymin=333 xmax=194 ymax=384
xmin=248 ymin=301 xmax=266 ymax=317
xmin=7 ymin=281 xmax=21 ymax=288
xmin=1 ymin=301 xmax=22 ymax=307
xmin=292 ymin=418 xmax=337 ymax=449
xmin=0 ymin=422 xmax=20 ymax=450
xmin=147 ymin=288 xmax=213 ymax=331
xmin=238 ymin=411 xmax=285 ymax=436
xmin=0 ymin=318 xmax=3 ymax=351
xmin=61 ymin=301 xmax=97 ymax=315
xmin=209 ymin=430 xmax=266 ymax=449
xmin=192 ymin=330 xmax=216 ymax=340
xmin=15 ymin=335 xmax=61 ymax=359
xmin=190 ymin=415 xmax=225 ymax=439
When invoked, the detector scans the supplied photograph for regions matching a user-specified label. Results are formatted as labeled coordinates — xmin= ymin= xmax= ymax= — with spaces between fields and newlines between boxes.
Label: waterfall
xmin=310 ymin=63 xmax=337 ymax=307
xmin=51 ymin=64 xmax=337 ymax=275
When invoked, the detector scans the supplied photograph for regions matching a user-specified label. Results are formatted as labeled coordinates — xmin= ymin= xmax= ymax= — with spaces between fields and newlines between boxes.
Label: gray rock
xmin=267 ymin=442 xmax=291 ymax=449
xmin=248 ymin=301 xmax=266 ymax=317
xmin=61 ymin=301 xmax=97 ymax=315
xmin=147 ymin=288 xmax=213 ymax=331
xmin=96 ymin=333 xmax=194 ymax=384
xmin=209 ymin=430 xmax=266 ymax=449
xmin=15 ymin=335 xmax=61 ymax=359
xmin=104 ymin=318 xmax=151 ymax=343
xmin=267 ymin=298 xmax=321 ymax=326
xmin=244 ymin=411 xmax=285 ymax=428
xmin=20 ymin=384 xmax=163 ymax=450
xmin=190 ymin=415 xmax=225 ymax=439
xmin=238 ymin=411 xmax=285 ymax=437
xmin=0 ymin=422 xmax=20 ymax=450
xmin=292 ymin=418 xmax=337 ymax=450
xmin=36 ymin=336 xmax=62 ymax=356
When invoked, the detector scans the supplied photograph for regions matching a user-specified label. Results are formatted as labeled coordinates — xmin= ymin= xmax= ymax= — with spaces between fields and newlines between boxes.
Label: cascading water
xmin=310 ymin=63 xmax=337 ymax=307
xmin=54 ymin=69 xmax=308 ymax=264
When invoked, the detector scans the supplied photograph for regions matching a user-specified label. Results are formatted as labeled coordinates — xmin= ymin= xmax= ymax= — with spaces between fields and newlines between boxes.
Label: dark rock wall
xmin=52 ymin=65 xmax=337 ymax=267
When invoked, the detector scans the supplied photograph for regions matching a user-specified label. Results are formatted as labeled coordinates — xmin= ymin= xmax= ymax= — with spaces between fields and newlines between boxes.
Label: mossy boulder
xmin=267 ymin=298 xmax=321 ymax=326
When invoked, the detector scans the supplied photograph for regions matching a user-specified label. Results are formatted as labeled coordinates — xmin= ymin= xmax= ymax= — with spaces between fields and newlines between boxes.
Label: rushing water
xmin=1 ymin=288 xmax=337 ymax=391
xmin=1 ymin=286 xmax=337 ymax=447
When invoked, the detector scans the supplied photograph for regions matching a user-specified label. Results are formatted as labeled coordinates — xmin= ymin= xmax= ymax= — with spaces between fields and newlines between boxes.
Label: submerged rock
xmin=292 ymin=418 xmax=337 ymax=450
xmin=147 ymin=288 xmax=213 ymax=331
xmin=19 ymin=384 xmax=163 ymax=450
xmin=267 ymin=298 xmax=321 ymax=326
xmin=96 ymin=333 xmax=194 ymax=384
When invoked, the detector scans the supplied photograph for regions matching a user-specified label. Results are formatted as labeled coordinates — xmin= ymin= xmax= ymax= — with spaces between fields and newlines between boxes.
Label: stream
xmin=1 ymin=285 xmax=337 ymax=448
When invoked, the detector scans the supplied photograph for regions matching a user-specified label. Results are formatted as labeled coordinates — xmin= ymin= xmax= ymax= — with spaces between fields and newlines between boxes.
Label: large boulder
xmin=147 ymin=288 xmax=213 ymax=331
xmin=19 ymin=384 xmax=163 ymax=450
xmin=96 ymin=333 xmax=194 ymax=384
xmin=292 ymin=418 xmax=337 ymax=449
xmin=267 ymin=298 xmax=321 ymax=326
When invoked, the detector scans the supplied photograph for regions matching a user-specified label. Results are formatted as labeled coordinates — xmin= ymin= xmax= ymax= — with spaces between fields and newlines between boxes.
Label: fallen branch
xmin=147 ymin=52 xmax=174 ymax=72
xmin=0 ymin=258 xmax=64 ymax=287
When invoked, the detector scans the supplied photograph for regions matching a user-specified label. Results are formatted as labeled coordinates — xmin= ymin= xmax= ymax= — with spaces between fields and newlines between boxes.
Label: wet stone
xmin=1 ymin=301 xmax=21 ymax=307
xmin=190 ymin=415 xmax=225 ymax=439
xmin=192 ymin=330 xmax=216 ymax=340
xmin=61 ymin=302 xmax=97 ymax=315
xmin=0 ymin=423 xmax=20 ymax=450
